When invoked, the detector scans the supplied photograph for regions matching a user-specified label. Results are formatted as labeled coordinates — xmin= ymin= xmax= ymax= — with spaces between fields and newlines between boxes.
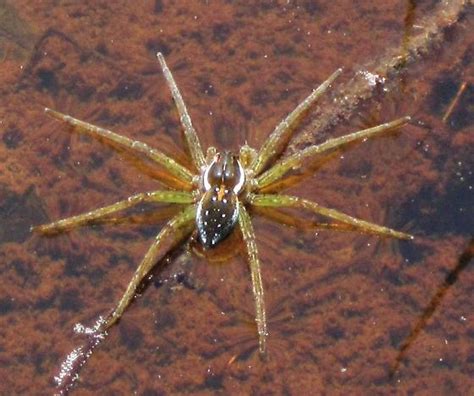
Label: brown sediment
xmin=0 ymin=1 xmax=472 ymax=395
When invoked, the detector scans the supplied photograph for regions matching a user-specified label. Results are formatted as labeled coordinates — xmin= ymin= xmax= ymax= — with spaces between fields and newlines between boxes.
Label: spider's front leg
xmin=32 ymin=190 xmax=194 ymax=235
xmin=100 ymin=205 xmax=196 ymax=332
xmin=157 ymin=53 xmax=206 ymax=170
xmin=251 ymin=68 xmax=342 ymax=175
xmin=249 ymin=194 xmax=413 ymax=240
xmin=238 ymin=204 xmax=267 ymax=355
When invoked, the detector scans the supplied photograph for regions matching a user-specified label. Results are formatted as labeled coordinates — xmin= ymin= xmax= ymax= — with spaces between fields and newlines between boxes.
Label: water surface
xmin=0 ymin=1 xmax=472 ymax=394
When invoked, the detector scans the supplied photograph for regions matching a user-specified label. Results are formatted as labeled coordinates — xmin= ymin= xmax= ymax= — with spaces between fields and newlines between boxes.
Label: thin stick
xmin=442 ymin=81 xmax=467 ymax=123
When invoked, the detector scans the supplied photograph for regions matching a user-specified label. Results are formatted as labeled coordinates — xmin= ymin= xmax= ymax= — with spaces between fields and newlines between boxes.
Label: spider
xmin=33 ymin=52 xmax=413 ymax=355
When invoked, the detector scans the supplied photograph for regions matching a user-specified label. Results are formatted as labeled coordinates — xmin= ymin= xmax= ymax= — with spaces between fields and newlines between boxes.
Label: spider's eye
xmin=207 ymin=155 xmax=224 ymax=184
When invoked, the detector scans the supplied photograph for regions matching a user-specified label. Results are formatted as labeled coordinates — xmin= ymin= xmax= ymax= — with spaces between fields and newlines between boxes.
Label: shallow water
xmin=0 ymin=1 xmax=472 ymax=394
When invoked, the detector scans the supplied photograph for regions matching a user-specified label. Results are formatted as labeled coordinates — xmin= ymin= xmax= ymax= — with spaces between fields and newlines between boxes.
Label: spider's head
xmin=202 ymin=152 xmax=245 ymax=194
xmin=197 ymin=151 xmax=245 ymax=249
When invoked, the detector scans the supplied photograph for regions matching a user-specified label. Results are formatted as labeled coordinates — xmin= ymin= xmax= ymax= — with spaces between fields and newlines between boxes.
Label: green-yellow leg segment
xmin=44 ymin=108 xmax=194 ymax=185
xmin=157 ymin=53 xmax=206 ymax=170
xmin=238 ymin=204 xmax=267 ymax=355
xmin=250 ymin=194 xmax=413 ymax=240
xmin=100 ymin=204 xmax=196 ymax=332
xmin=251 ymin=68 xmax=342 ymax=175
xmin=32 ymin=190 xmax=194 ymax=235
xmin=252 ymin=206 xmax=364 ymax=233
xmin=256 ymin=117 xmax=411 ymax=189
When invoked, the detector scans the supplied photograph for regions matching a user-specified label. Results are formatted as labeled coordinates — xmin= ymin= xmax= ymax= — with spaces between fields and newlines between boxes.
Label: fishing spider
xmin=33 ymin=53 xmax=412 ymax=354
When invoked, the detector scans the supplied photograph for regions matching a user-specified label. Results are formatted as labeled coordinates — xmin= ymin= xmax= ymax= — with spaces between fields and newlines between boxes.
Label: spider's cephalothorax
xmin=34 ymin=52 xmax=413 ymax=361
xmin=197 ymin=152 xmax=245 ymax=248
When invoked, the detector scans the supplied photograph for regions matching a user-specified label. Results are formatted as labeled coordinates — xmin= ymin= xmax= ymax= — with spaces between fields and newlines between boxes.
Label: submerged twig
xmin=390 ymin=238 xmax=474 ymax=377
xmin=54 ymin=318 xmax=107 ymax=395
xmin=442 ymin=81 xmax=468 ymax=123
xmin=290 ymin=0 xmax=469 ymax=151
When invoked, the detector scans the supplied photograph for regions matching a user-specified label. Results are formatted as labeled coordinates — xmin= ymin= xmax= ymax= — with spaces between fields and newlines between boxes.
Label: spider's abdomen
xmin=197 ymin=152 xmax=245 ymax=249
xmin=197 ymin=188 xmax=239 ymax=248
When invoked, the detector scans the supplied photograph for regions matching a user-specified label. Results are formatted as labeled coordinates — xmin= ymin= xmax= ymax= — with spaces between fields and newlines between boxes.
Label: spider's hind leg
xmin=238 ymin=204 xmax=268 ymax=355
xmin=100 ymin=205 xmax=196 ymax=332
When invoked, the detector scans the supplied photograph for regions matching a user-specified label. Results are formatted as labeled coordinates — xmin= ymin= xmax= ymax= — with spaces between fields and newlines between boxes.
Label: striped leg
xmin=100 ymin=205 xmax=196 ymax=331
xmin=44 ymin=108 xmax=194 ymax=185
xmin=250 ymin=194 xmax=413 ymax=240
xmin=32 ymin=190 xmax=194 ymax=235
xmin=252 ymin=69 xmax=342 ymax=175
xmin=238 ymin=204 xmax=268 ymax=354
xmin=256 ymin=117 xmax=411 ymax=188
xmin=157 ymin=53 xmax=206 ymax=170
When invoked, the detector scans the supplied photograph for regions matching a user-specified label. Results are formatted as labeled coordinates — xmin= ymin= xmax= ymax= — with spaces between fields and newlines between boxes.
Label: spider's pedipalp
xmin=238 ymin=204 xmax=267 ymax=355
xmin=205 ymin=146 xmax=218 ymax=163
xmin=249 ymin=193 xmax=413 ymax=240
xmin=100 ymin=205 xmax=196 ymax=332
xmin=32 ymin=190 xmax=194 ymax=235
xmin=239 ymin=144 xmax=257 ymax=169
xmin=157 ymin=53 xmax=206 ymax=170
xmin=251 ymin=68 xmax=342 ymax=176
xmin=256 ymin=116 xmax=411 ymax=189
xmin=44 ymin=108 xmax=194 ymax=186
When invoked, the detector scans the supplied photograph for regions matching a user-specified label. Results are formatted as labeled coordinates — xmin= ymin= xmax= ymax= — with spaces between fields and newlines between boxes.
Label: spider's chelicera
xmin=34 ymin=53 xmax=412 ymax=354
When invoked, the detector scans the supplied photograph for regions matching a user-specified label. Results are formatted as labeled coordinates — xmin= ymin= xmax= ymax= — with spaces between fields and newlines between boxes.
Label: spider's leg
xmin=32 ymin=190 xmax=194 ymax=235
xmin=250 ymin=194 xmax=413 ymax=240
xmin=45 ymin=108 xmax=194 ymax=186
xmin=256 ymin=117 xmax=411 ymax=189
xmin=100 ymin=205 xmax=196 ymax=331
xmin=253 ymin=206 xmax=360 ymax=232
xmin=238 ymin=204 xmax=267 ymax=355
xmin=157 ymin=53 xmax=206 ymax=170
xmin=252 ymin=69 xmax=342 ymax=175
